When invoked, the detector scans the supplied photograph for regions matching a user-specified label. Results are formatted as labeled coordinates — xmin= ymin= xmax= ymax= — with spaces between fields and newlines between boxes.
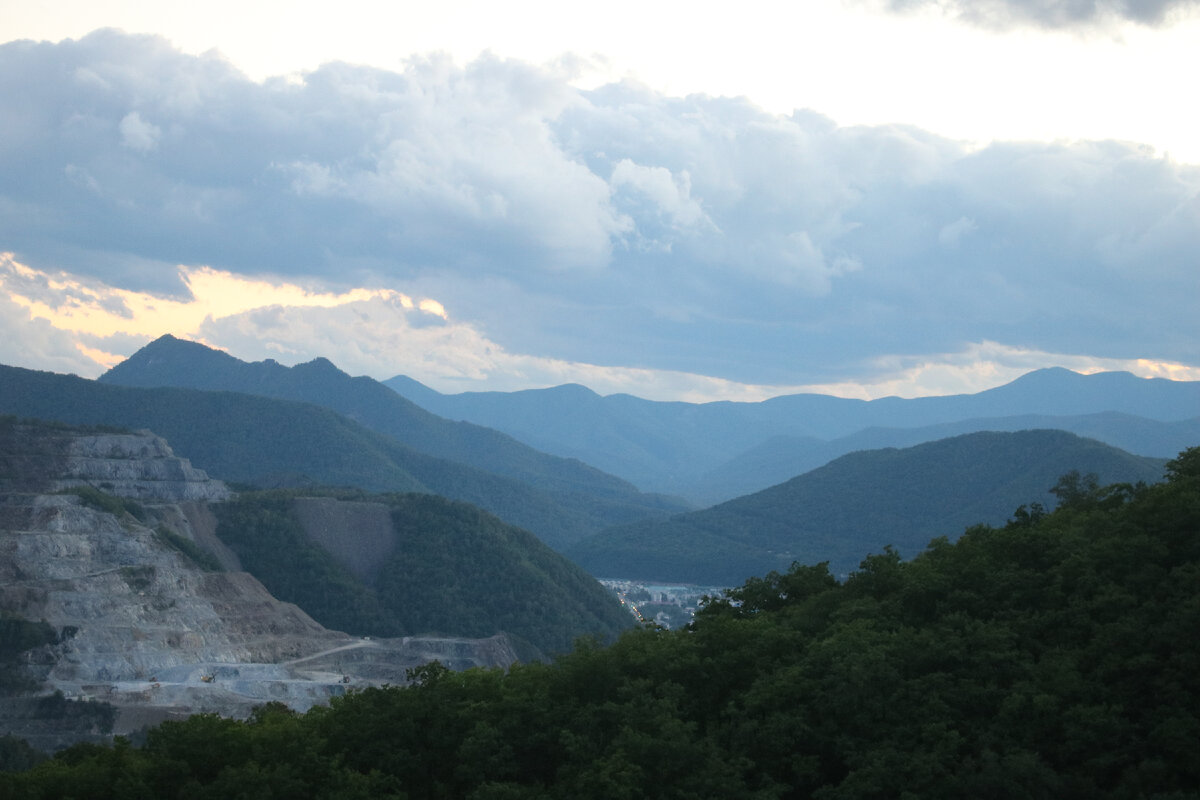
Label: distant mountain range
xmin=100 ymin=335 xmax=686 ymax=541
xmin=3 ymin=340 xmax=1195 ymax=592
xmin=385 ymin=368 xmax=1200 ymax=503
xmin=102 ymin=336 xmax=643 ymax=502
xmin=567 ymin=430 xmax=1169 ymax=586
xmin=689 ymin=412 xmax=1200 ymax=503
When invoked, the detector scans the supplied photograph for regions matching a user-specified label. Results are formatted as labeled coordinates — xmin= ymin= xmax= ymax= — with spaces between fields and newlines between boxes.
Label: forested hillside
xmin=689 ymin=411 xmax=1200 ymax=505
xmin=387 ymin=367 xmax=1200 ymax=501
xmin=570 ymin=430 xmax=1168 ymax=584
xmin=5 ymin=449 xmax=1197 ymax=797
xmin=101 ymin=336 xmax=684 ymax=529
xmin=213 ymin=491 xmax=634 ymax=657
xmin=0 ymin=364 xmax=664 ymax=550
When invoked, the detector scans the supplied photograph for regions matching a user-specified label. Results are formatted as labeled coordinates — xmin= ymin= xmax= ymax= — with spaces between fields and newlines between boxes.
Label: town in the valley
xmin=600 ymin=579 xmax=728 ymax=629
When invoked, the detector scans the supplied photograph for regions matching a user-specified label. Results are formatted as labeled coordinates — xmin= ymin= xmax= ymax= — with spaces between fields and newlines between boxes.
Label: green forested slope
xmin=6 ymin=449 xmax=1197 ymax=798
xmin=0 ymin=364 xmax=638 ymax=550
xmin=388 ymin=367 xmax=1200 ymax=500
xmin=213 ymin=491 xmax=633 ymax=657
xmin=570 ymin=430 xmax=1168 ymax=584
xmin=100 ymin=336 xmax=684 ymax=532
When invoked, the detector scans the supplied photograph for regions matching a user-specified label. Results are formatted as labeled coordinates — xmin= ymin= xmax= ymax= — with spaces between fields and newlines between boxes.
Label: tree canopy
xmin=4 ymin=447 xmax=1198 ymax=798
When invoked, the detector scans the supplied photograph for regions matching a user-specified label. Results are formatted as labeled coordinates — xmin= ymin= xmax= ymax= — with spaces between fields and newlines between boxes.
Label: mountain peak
xmin=100 ymin=335 xmax=240 ymax=388
xmin=297 ymin=356 xmax=340 ymax=371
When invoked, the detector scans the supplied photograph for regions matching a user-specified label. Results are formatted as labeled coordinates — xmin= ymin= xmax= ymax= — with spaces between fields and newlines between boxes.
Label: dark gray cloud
xmin=1 ymin=30 xmax=1197 ymax=387
xmin=881 ymin=0 xmax=1200 ymax=29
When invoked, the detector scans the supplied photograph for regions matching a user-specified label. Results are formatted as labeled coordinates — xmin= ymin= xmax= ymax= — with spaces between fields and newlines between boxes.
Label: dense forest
xmin=571 ymin=430 xmax=1168 ymax=584
xmin=213 ymin=490 xmax=634 ymax=657
xmin=0 ymin=365 xmax=677 ymax=551
xmin=3 ymin=448 xmax=1197 ymax=798
xmin=387 ymin=367 xmax=1200 ymax=503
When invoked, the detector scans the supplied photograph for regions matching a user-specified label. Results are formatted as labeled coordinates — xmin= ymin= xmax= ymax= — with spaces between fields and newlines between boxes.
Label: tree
xmin=1050 ymin=470 xmax=1102 ymax=509
xmin=1165 ymin=446 xmax=1200 ymax=482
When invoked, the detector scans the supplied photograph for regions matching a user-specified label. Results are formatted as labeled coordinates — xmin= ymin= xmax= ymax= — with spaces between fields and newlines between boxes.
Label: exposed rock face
xmin=0 ymin=421 xmax=520 ymax=749
xmin=0 ymin=422 xmax=230 ymax=502
xmin=292 ymin=497 xmax=395 ymax=583
xmin=2 ymin=494 xmax=341 ymax=679
xmin=59 ymin=432 xmax=233 ymax=503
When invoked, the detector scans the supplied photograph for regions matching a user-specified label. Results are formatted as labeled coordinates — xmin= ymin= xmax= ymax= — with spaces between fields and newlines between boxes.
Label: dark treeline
xmin=3 ymin=449 xmax=1198 ymax=799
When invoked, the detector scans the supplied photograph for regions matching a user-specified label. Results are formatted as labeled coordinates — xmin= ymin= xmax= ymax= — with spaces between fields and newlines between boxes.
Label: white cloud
xmin=118 ymin=111 xmax=160 ymax=152
xmin=0 ymin=291 xmax=101 ymax=376
xmin=609 ymin=159 xmax=712 ymax=230
xmin=878 ymin=0 xmax=1200 ymax=29
xmin=271 ymin=55 xmax=628 ymax=272
xmin=938 ymin=216 xmax=978 ymax=247
xmin=3 ymin=254 xmax=1198 ymax=404
xmin=1 ymin=31 xmax=1198 ymax=395
xmin=794 ymin=341 xmax=1200 ymax=399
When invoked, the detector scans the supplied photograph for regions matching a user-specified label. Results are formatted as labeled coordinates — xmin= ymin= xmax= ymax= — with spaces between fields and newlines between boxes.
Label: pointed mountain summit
xmin=102 ymin=335 xmax=617 ymax=494
xmin=100 ymin=336 xmax=684 ymax=546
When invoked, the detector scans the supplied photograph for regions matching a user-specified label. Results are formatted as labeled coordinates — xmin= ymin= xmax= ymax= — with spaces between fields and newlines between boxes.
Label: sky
xmin=1 ymin=0 xmax=1198 ymax=401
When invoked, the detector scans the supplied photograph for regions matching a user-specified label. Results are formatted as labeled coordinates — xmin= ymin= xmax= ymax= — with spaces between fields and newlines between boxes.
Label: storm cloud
xmin=1 ymin=30 xmax=1197 ymax=389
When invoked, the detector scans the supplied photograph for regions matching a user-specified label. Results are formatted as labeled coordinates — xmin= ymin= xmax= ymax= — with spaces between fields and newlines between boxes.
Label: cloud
xmin=118 ymin=111 xmax=160 ymax=152
xmin=0 ymin=253 xmax=405 ymax=340
xmin=938 ymin=216 xmax=978 ymax=247
xmin=0 ymin=30 xmax=1197 ymax=395
xmin=5 ymin=253 xmax=1199 ymax=403
xmin=878 ymin=0 xmax=1200 ymax=29
xmin=609 ymin=159 xmax=713 ymax=233
xmin=812 ymin=340 xmax=1200 ymax=399
xmin=0 ymin=291 xmax=101 ymax=376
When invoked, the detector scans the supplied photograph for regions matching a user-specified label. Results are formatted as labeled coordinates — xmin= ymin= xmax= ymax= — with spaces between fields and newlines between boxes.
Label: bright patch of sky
xmin=1 ymin=1 xmax=1198 ymax=400
xmin=3 ymin=254 xmax=1196 ymax=401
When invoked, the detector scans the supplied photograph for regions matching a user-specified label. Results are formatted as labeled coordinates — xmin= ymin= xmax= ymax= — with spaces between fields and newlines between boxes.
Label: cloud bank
xmin=880 ymin=0 xmax=1200 ymax=29
xmin=1 ymin=30 xmax=1198 ymax=397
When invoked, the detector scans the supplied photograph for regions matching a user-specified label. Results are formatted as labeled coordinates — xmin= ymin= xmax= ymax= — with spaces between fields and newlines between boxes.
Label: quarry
xmin=0 ymin=421 xmax=518 ymax=750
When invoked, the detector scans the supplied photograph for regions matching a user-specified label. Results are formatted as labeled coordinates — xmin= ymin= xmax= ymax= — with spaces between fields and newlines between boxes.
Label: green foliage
xmin=118 ymin=565 xmax=155 ymax=593
xmin=0 ymin=735 xmax=46 ymax=772
xmin=0 ymin=614 xmax=57 ymax=695
xmin=57 ymin=485 xmax=146 ymax=522
xmin=34 ymin=692 xmax=116 ymax=735
xmin=0 ymin=615 xmax=57 ymax=660
xmin=0 ymin=361 xmax=682 ymax=551
xmin=376 ymin=493 xmax=634 ymax=654
xmin=213 ymin=491 xmax=633 ymax=654
xmin=153 ymin=528 xmax=222 ymax=572
xmin=6 ymin=454 xmax=1200 ymax=797
xmin=1165 ymin=445 xmax=1200 ymax=482
xmin=571 ymin=429 xmax=1170 ymax=584
xmin=213 ymin=492 xmax=400 ymax=638
xmin=0 ymin=415 xmax=129 ymax=436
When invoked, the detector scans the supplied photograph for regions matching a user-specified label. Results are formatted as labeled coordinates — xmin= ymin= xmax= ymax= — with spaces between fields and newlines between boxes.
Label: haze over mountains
xmin=2 ymin=337 xmax=1195 ymax=590
xmin=1 ymin=336 xmax=1197 ymax=757
xmin=568 ymin=429 xmax=1169 ymax=585
xmin=387 ymin=368 xmax=1200 ymax=504
xmin=1 ymin=337 xmax=686 ymax=551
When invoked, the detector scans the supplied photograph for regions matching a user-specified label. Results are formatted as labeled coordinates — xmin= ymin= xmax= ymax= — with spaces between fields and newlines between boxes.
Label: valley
xmin=3 ymin=18 xmax=1197 ymax=792
xmin=1 ymin=346 xmax=1196 ymax=767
